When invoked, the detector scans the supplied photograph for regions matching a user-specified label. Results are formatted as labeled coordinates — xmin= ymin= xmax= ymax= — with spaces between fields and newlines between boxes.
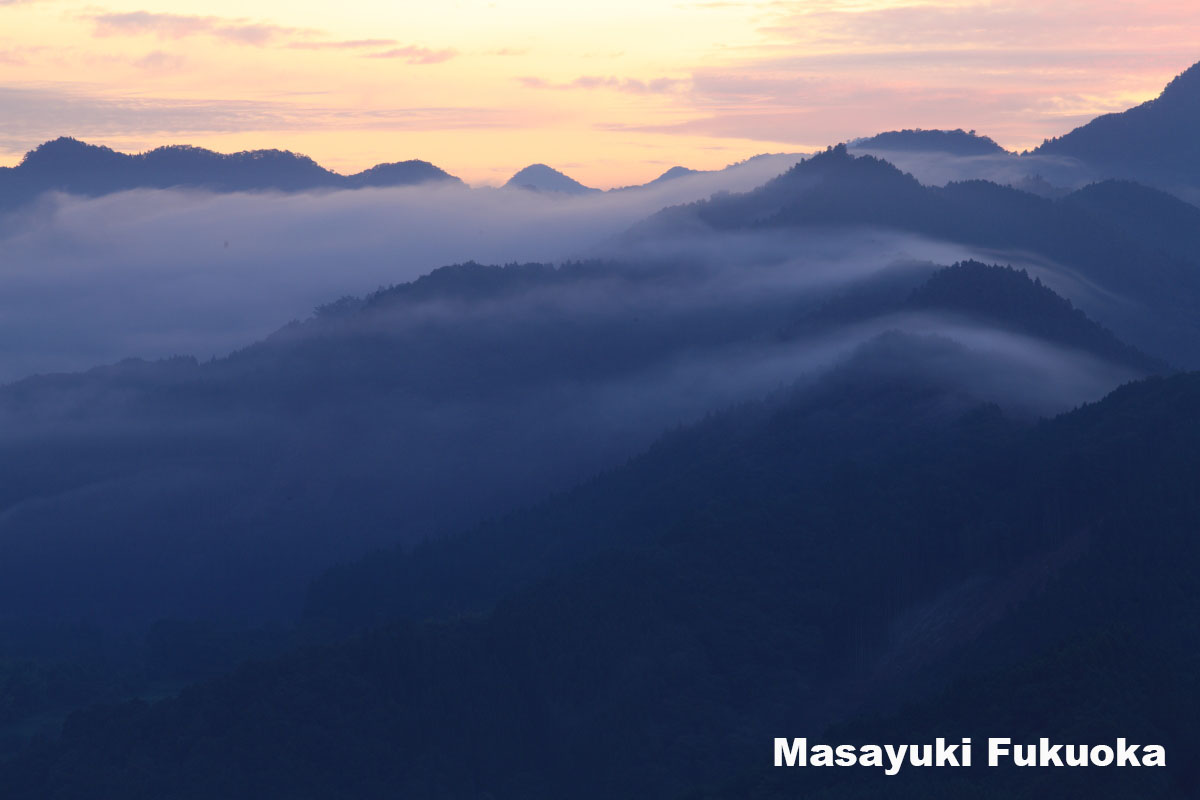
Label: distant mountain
xmin=646 ymin=165 xmax=702 ymax=184
xmin=610 ymin=165 xmax=707 ymax=192
xmin=0 ymin=138 xmax=463 ymax=210
xmin=1034 ymin=59 xmax=1200 ymax=186
xmin=343 ymin=160 xmax=463 ymax=189
xmin=634 ymin=145 xmax=1200 ymax=367
xmin=852 ymin=128 xmax=1006 ymax=156
xmin=503 ymin=163 xmax=599 ymax=194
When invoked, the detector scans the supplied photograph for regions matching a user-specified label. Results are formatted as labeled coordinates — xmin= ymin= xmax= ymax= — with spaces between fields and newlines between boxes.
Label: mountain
xmin=634 ymin=145 xmax=1200 ymax=368
xmin=0 ymin=138 xmax=463 ymax=210
xmin=0 ymin=249 xmax=1156 ymax=743
xmin=646 ymin=165 xmax=703 ymax=184
xmin=303 ymin=260 xmax=1164 ymax=633
xmin=793 ymin=260 xmax=1168 ymax=374
xmin=1034 ymin=60 xmax=1200 ymax=188
xmin=5 ymin=358 xmax=1199 ymax=799
xmin=852 ymin=128 xmax=1006 ymax=156
xmin=343 ymin=160 xmax=463 ymax=189
xmin=503 ymin=163 xmax=599 ymax=194
xmin=611 ymin=165 xmax=707 ymax=192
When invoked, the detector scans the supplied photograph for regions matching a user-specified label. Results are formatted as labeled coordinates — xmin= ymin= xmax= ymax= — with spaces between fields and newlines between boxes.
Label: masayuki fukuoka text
xmin=774 ymin=738 xmax=1165 ymax=775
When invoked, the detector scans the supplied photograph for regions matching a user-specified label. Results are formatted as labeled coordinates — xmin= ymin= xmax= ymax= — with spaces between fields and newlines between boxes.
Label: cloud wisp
xmin=367 ymin=46 xmax=457 ymax=64
xmin=89 ymin=11 xmax=307 ymax=46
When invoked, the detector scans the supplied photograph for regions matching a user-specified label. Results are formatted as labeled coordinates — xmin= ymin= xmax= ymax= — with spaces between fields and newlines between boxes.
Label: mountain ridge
xmin=0 ymin=137 xmax=464 ymax=210
xmin=1033 ymin=59 xmax=1200 ymax=186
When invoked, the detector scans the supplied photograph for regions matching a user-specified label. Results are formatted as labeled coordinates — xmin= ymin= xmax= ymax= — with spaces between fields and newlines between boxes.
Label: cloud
xmin=132 ymin=49 xmax=185 ymax=72
xmin=366 ymin=46 xmax=457 ymax=64
xmin=0 ymin=84 xmax=528 ymax=146
xmin=759 ymin=0 xmax=1200 ymax=52
xmin=0 ymin=159 xmax=848 ymax=381
xmin=519 ymin=75 xmax=686 ymax=94
xmin=89 ymin=11 xmax=306 ymax=45
xmin=86 ymin=11 xmax=458 ymax=61
xmin=0 ymin=141 xmax=1143 ymax=388
xmin=287 ymin=38 xmax=397 ymax=50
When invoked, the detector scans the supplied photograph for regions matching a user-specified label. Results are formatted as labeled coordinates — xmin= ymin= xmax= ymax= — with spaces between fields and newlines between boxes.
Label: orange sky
xmin=1 ymin=0 xmax=1198 ymax=187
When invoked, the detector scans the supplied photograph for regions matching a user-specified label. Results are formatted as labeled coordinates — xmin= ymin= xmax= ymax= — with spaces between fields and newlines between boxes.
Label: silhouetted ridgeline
xmin=503 ymin=163 xmax=600 ymax=194
xmin=0 ymin=137 xmax=462 ymax=210
xmin=851 ymin=128 xmax=1006 ymax=156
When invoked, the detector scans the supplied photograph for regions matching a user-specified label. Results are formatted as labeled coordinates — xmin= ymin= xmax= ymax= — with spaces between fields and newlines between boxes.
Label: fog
xmin=0 ymin=153 xmax=809 ymax=382
xmin=0 ymin=147 xmax=1165 ymax=636
xmin=847 ymin=146 xmax=1095 ymax=193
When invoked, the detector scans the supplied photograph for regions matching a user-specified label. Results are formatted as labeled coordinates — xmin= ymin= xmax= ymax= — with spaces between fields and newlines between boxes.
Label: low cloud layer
xmin=0 ymin=159 xmax=821 ymax=381
xmin=0 ymin=150 xmax=1150 ymax=385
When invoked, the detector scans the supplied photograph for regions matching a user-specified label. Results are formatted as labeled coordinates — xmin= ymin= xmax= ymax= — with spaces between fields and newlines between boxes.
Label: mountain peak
xmin=852 ymin=128 xmax=1006 ymax=156
xmin=19 ymin=137 xmax=125 ymax=170
xmin=1154 ymin=59 xmax=1200 ymax=106
xmin=651 ymin=165 xmax=700 ymax=183
xmin=504 ymin=163 xmax=597 ymax=194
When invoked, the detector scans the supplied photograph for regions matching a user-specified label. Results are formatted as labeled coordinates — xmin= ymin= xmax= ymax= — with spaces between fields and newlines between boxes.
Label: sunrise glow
xmin=3 ymin=0 xmax=1199 ymax=186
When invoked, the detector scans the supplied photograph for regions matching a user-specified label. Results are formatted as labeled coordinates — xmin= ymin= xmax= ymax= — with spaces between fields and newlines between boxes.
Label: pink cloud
xmin=519 ymin=75 xmax=685 ymax=93
xmin=367 ymin=46 xmax=457 ymax=64
xmin=287 ymin=39 xmax=397 ymax=50
xmin=89 ymin=11 xmax=305 ymax=45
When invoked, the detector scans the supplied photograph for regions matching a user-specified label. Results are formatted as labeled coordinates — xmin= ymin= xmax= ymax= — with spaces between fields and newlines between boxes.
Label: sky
xmin=1 ymin=0 xmax=1199 ymax=187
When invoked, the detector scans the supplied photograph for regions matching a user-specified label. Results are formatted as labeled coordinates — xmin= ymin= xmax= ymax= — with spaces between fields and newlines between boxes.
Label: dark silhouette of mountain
xmin=852 ymin=128 xmax=1006 ymax=156
xmin=343 ymin=160 xmax=463 ymax=188
xmin=634 ymin=145 xmax=1200 ymax=367
xmin=1033 ymin=59 xmax=1200 ymax=186
xmin=905 ymin=262 xmax=1168 ymax=373
xmin=795 ymin=260 xmax=1168 ymax=374
xmin=0 ymin=138 xmax=462 ymax=210
xmin=5 ymin=358 xmax=1200 ymax=799
xmin=503 ymin=163 xmax=599 ymax=194
xmin=305 ymin=260 xmax=1163 ymax=633
xmin=1060 ymin=178 xmax=1200 ymax=256
xmin=0 ymin=248 xmax=1155 ymax=739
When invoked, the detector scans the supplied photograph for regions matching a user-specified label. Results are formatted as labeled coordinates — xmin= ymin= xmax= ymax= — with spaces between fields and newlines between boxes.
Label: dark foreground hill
xmin=0 ymin=138 xmax=462 ymax=210
xmin=2 ymin=348 xmax=1196 ymax=799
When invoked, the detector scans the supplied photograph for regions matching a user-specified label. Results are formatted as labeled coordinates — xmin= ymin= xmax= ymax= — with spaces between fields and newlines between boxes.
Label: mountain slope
xmin=304 ymin=260 xmax=1165 ymax=632
xmin=5 ymin=359 xmax=1199 ymax=799
xmin=1034 ymin=60 xmax=1200 ymax=186
xmin=503 ymin=163 xmax=598 ymax=194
